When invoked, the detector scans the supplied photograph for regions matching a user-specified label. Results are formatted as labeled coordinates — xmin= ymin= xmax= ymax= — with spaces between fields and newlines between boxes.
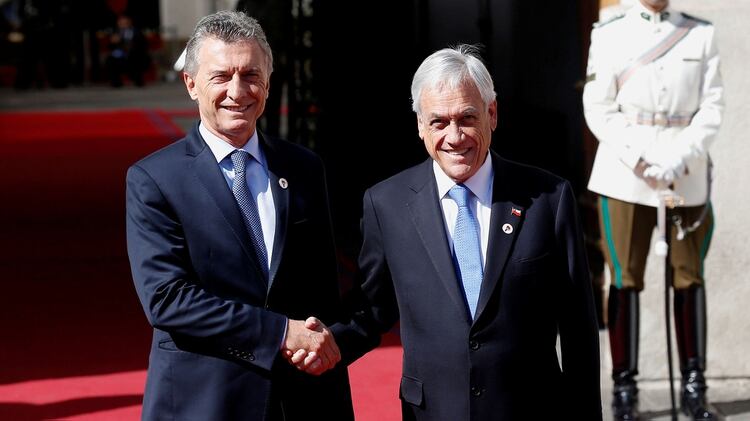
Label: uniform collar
xmin=631 ymin=2 xmax=674 ymax=24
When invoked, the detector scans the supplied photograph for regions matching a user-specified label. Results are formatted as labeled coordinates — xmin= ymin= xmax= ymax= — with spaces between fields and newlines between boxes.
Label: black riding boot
xmin=674 ymin=286 xmax=715 ymax=420
xmin=609 ymin=286 xmax=640 ymax=420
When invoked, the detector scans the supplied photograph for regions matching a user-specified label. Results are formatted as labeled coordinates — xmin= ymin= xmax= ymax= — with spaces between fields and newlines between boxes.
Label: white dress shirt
xmin=433 ymin=155 xmax=494 ymax=269
xmin=200 ymin=123 xmax=276 ymax=269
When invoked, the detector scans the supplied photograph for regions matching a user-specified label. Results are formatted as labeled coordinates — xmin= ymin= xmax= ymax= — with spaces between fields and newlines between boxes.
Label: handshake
xmin=282 ymin=317 xmax=341 ymax=376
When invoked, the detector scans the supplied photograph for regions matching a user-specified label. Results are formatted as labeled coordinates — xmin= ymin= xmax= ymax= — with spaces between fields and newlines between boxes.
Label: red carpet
xmin=0 ymin=110 xmax=402 ymax=420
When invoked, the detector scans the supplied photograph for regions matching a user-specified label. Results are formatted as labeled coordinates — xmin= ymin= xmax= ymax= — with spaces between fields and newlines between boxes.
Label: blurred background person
xmin=105 ymin=14 xmax=150 ymax=87
xmin=10 ymin=0 xmax=73 ymax=89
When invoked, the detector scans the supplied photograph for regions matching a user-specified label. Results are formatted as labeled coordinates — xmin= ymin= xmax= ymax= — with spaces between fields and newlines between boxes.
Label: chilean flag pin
xmin=511 ymin=207 xmax=522 ymax=217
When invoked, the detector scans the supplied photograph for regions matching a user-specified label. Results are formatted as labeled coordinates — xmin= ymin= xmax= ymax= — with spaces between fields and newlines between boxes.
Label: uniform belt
xmin=622 ymin=110 xmax=692 ymax=127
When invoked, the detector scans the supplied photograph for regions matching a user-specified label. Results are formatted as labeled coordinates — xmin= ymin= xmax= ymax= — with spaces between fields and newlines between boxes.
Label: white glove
xmin=654 ymin=154 xmax=686 ymax=179
xmin=643 ymin=142 xmax=689 ymax=179
xmin=642 ymin=164 xmax=678 ymax=184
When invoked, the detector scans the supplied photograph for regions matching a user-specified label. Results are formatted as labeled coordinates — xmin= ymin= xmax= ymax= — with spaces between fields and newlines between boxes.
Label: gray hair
xmin=410 ymin=44 xmax=496 ymax=114
xmin=183 ymin=10 xmax=273 ymax=77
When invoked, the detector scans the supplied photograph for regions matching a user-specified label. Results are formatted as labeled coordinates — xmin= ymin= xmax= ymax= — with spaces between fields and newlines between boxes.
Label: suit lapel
xmin=260 ymin=133 xmax=289 ymax=288
xmin=406 ymin=160 xmax=471 ymax=321
xmin=186 ymin=126 xmax=267 ymax=280
xmin=474 ymin=152 xmax=524 ymax=321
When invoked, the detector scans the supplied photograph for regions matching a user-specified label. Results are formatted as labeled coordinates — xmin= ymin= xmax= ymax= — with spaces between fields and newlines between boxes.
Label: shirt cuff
xmin=280 ymin=317 xmax=288 ymax=350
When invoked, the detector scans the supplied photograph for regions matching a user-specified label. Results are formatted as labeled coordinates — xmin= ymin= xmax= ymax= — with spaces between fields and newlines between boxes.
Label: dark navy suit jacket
xmin=333 ymin=151 xmax=602 ymax=420
xmin=126 ymin=124 xmax=353 ymax=420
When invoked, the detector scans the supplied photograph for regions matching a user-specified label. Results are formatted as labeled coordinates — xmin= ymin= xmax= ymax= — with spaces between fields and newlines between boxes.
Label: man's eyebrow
xmin=426 ymin=108 xmax=478 ymax=119
xmin=242 ymin=69 xmax=260 ymax=74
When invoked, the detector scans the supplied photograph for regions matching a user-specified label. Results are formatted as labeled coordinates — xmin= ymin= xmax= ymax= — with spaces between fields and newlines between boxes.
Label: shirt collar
xmin=199 ymin=122 xmax=265 ymax=168
xmin=433 ymin=152 xmax=494 ymax=205
xmin=631 ymin=2 xmax=674 ymax=24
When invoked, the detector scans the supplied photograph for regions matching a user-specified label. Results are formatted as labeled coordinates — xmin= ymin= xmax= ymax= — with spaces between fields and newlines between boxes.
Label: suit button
xmin=248 ymin=353 xmax=255 ymax=361
xmin=469 ymin=340 xmax=479 ymax=350
xmin=471 ymin=386 xmax=483 ymax=397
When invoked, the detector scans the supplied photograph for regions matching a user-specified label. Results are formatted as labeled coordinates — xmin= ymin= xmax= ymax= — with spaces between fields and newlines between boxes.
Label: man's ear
xmin=184 ymin=72 xmax=198 ymax=101
xmin=416 ymin=114 xmax=425 ymax=139
xmin=488 ymin=99 xmax=498 ymax=131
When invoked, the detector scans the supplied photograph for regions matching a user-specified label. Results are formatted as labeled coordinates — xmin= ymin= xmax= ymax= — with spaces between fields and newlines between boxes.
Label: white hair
xmin=410 ymin=44 xmax=496 ymax=114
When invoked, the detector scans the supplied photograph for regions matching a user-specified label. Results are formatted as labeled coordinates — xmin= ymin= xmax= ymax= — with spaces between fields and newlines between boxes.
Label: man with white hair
xmin=326 ymin=44 xmax=602 ymax=420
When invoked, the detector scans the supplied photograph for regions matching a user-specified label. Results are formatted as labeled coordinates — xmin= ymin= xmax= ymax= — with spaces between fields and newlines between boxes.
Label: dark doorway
xmin=236 ymin=0 xmax=600 ymax=263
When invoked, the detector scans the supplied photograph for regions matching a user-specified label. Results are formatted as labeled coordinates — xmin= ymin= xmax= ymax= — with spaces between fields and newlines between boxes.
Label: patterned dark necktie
xmin=231 ymin=150 xmax=268 ymax=277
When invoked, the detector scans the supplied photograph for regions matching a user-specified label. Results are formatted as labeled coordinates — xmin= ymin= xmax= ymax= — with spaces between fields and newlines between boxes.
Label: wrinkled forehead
xmin=420 ymin=81 xmax=484 ymax=107
xmin=197 ymin=38 xmax=270 ymax=71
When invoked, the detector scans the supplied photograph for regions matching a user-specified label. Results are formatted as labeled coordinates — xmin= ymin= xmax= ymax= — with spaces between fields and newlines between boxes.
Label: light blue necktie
xmin=231 ymin=150 xmax=268 ymax=278
xmin=448 ymin=184 xmax=483 ymax=318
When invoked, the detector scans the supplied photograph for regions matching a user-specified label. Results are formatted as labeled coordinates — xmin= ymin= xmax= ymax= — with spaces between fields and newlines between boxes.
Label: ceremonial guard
xmin=583 ymin=0 xmax=723 ymax=420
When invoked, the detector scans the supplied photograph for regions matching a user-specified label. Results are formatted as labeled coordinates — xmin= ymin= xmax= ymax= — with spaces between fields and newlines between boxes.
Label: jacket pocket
xmin=509 ymin=252 xmax=552 ymax=276
xmin=400 ymin=375 xmax=424 ymax=407
xmin=158 ymin=339 xmax=180 ymax=351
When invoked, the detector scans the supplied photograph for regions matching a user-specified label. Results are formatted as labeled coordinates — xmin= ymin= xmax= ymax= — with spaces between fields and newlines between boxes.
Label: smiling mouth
xmin=444 ymin=148 xmax=470 ymax=155
xmin=223 ymin=105 xmax=250 ymax=112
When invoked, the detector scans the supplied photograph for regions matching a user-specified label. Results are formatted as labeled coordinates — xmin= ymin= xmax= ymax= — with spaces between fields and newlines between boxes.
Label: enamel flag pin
xmin=511 ymin=207 xmax=522 ymax=217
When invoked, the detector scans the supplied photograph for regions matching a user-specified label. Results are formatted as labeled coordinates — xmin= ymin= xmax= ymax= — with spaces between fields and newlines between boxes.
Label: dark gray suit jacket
xmin=333 ymin=150 xmax=602 ymax=420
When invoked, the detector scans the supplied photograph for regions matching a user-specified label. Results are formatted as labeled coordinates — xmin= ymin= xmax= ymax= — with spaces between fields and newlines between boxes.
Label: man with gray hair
xmin=126 ymin=10 xmax=353 ymax=420
xmin=324 ymin=44 xmax=602 ymax=420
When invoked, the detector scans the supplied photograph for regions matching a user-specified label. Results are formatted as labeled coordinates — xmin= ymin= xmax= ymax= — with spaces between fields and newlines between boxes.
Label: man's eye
xmin=430 ymin=120 xmax=447 ymax=129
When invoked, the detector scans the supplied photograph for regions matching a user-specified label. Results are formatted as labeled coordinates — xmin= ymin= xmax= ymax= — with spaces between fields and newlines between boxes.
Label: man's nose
xmin=446 ymin=122 xmax=463 ymax=143
xmin=227 ymin=74 xmax=246 ymax=101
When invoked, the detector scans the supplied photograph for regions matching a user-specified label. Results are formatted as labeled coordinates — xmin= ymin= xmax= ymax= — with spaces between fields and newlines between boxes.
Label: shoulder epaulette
xmin=681 ymin=12 xmax=711 ymax=26
xmin=593 ymin=13 xmax=625 ymax=28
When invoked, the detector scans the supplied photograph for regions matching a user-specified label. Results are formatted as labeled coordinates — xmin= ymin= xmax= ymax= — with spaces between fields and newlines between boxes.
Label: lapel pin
xmin=279 ymin=178 xmax=288 ymax=189
xmin=502 ymin=223 xmax=513 ymax=234
xmin=511 ymin=207 xmax=522 ymax=217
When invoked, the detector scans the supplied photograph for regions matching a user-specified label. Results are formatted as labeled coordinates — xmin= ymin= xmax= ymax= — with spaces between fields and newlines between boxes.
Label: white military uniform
xmin=583 ymin=2 xmax=723 ymax=207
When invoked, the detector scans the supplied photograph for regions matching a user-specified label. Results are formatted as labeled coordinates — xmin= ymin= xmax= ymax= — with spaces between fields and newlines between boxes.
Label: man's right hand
xmin=635 ymin=158 xmax=671 ymax=190
xmin=283 ymin=317 xmax=341 ymax=376
xmin=642 ymin=164 xmax=678 ymax=184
